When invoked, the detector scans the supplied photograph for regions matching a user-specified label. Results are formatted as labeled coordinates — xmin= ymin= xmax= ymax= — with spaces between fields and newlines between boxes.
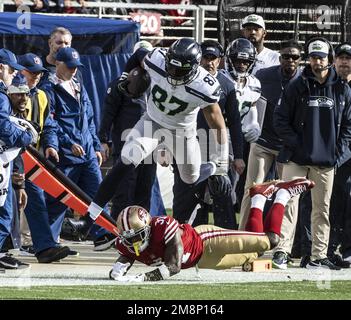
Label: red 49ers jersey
xmin=116 ymin=216 xmax=203 ymax=269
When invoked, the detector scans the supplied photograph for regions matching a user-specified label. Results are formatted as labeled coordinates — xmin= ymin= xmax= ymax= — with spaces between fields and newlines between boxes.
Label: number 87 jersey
xmin=144 ymin=48 xmax=222 ymax=130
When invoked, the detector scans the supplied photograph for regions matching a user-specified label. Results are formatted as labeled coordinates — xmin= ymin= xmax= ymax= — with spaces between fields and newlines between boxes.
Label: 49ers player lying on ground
xmin=109 ymin=178 xmax=315 ymax=282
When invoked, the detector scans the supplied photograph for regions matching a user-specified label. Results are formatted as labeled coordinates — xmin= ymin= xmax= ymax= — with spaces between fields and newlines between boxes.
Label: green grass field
xmin=1 ymin=281 xmax=351 ymax=300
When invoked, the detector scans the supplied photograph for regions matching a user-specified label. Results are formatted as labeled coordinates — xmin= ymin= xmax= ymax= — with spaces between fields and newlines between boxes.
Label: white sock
xmin=87 ymin=202 xmax=103 ymax=220
xmin=250 ymin=194 xmax=266 ymax=211
xmin=274 ymin=189 xmax=291 ymax=206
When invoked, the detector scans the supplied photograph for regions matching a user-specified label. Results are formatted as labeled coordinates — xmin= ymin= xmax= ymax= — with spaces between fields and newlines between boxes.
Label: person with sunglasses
xmin=239 ymin=40 xmax=302 ymax=230
xmin=272 ymin=37 xmax=351 ymax=270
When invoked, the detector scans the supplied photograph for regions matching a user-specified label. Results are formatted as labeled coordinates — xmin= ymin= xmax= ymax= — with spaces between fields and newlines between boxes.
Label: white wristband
xmin=87 ymin=202 xmax=103 ymax=220
xmin=158 ymin=264 xmax=171 ymax=279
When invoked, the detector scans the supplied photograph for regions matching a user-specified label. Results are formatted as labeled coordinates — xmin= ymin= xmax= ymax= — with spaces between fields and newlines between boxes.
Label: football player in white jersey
xmin=226 ymin=38 xmax=261 ymax=144
xmin=225 ymin=38 xmax=262 ymax=210
xmin=86 ymin=38 xmax=231 ymax=222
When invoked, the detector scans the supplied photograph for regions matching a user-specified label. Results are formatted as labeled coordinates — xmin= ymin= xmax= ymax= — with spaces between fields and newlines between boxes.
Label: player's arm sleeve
xmin=273 ymin=83 xmax=299 ymax=148
xmin=224 ymin=89 xmax=243 ymax=159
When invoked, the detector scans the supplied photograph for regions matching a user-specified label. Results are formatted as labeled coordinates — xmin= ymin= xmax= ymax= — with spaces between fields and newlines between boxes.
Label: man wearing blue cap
xmin=13 ymin=54 xmax=75 ymax=263
xmin=42 ymin=47 xmax=103 ymax=247
xmin=272 ymin=37 xmax=351 ymax=270
xmin=0 ymin=48 xmax=37 ymax=270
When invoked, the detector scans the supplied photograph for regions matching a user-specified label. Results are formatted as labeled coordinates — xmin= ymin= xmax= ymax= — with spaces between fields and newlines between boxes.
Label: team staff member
xmin=43 ymin=47 xmax=103 ymax=245
xmin=109 ymin=178 xmax=314 ymax=282
xmin=273 ymin=37 xmax=351 ymax=270
xmin=16 ymin=53 xmax=74 ymax=263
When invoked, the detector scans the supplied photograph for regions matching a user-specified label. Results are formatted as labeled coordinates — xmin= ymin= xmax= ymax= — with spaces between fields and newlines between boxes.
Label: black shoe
xmin=306 ymin=258 xmax=341 ymax=270
xmin=19 ymin=245 xmax=35 ymax=257
xmin=36 ymin=246 xmax=70 ymax=263
xmin=94 ymin=234 xmax=117 ymax=251
xmin=328 ymin=254 xmax=350 ymax=268
xmin=68 ymin=249 xmax=79 ymax=257
xmin=0 ymin=253 xmax=30 ymax=269
xmin=61 ymin=217 xmax=92 ymax=241
xmin=300 ymin=255 xmax=310 ymax=268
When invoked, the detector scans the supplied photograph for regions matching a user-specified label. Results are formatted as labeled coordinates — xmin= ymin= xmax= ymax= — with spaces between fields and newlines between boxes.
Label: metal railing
xmin=1 ymin=1 xmax=219 ymax=43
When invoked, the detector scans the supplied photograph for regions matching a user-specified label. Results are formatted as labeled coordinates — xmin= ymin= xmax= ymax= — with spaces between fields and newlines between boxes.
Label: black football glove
xmin=208 ymin=175 xmax=232 ymax=197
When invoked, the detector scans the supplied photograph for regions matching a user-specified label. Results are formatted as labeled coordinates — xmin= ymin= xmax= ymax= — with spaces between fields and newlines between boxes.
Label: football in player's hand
xmin=126 ymin=66 xmax=151 ymax=98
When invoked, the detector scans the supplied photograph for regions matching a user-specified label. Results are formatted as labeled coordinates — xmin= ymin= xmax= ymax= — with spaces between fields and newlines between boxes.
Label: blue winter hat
xmin=19 ymin=53 xmax=47 ymax=73
xmin=0 ymin=48 xmax=25 ymax=71
xmin=55 ymin=47 xmax=84 ymax=68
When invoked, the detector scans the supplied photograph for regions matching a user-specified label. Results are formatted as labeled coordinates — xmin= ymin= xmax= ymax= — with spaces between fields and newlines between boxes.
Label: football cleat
xmin=249 ymin=180 xmax=279 ymax=199
xmin=275 ymin=178 xmax=315 ymax=197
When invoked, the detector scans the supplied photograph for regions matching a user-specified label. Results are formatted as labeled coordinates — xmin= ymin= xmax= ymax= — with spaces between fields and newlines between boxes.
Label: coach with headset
xmin=272 ymin=37 xmax=351 ymax=270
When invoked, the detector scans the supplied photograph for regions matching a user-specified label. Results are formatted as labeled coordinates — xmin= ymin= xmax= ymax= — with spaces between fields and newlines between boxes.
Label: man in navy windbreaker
xmin=42 ymin=47 xmax=103 ymax=246
xmin=273 ymin=37 xmax=351 ymax=270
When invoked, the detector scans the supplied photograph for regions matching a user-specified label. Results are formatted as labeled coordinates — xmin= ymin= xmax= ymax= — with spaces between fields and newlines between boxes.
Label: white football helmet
xmin=116 ymin=206 xmax=152 ymax=256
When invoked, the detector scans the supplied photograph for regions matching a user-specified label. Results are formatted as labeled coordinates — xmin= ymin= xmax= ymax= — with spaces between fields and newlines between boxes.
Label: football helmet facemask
xmin=165 ymin=38 xmax=202 ymax=86
xmin=116 ymin=206 xmax=152 ymax=256
xmin=226 ymin=38 xmax=256 ymax=78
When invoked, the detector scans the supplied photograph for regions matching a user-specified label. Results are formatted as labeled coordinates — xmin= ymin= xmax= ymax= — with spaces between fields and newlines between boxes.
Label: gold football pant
xmin=194 ymin=225 xmax=270 ymax=270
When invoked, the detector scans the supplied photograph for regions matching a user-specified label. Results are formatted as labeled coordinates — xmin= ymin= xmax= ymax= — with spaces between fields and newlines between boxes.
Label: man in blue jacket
xmin=0 ymin=49 xmax=35 ymax=269
xmin=273 ymin=37 xmax=351 ymax=270
xmin=43 ymin=47 xmax=103 ymax=246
